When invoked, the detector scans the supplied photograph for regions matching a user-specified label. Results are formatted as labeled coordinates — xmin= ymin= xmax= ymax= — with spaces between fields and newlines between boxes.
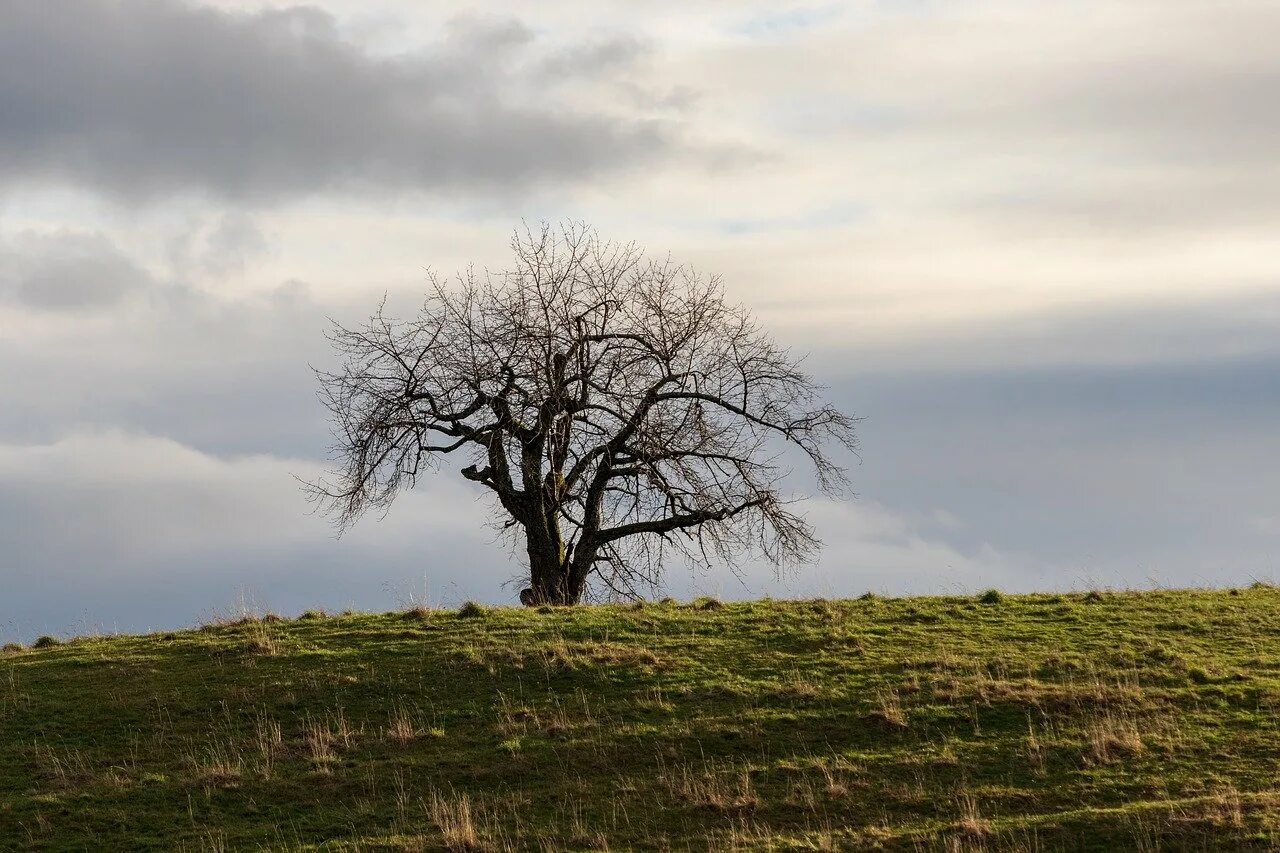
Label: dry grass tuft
xmin=665 ymin=761 xmax=760 ymax=812
xmin=867 ymin=689 xmax=908 ymax=729
xmin=426 ymin=788 xmax=491 ymax=851
xmin=33 ymin=742 xmax=94 ymax=786
xmin=242 ymin=622 xmax=280 ymax=657
xmin=546 ymin=639 xmax=661 ymax=669
xmin=773 ymin=671 xmax=823 ymax=699
xmin=469 ymin=638 xmax=663 ymax=674
xmin=1086 ymin=710 xmax=1145 ymax=764
xmin=189 ymin=742 xmax=245 ymax=789
xmin=954 ymin=793 xmax=992 ymax=838
xmin=1195 ymin=785 xmax=1246 ymax=829
xmin=386 ymin=704 xmax=431 ymax=745
xmin=302 ymin=710 xmax=356 ymax=771
xmin=253 ymin=711 xmax=283 ymax=780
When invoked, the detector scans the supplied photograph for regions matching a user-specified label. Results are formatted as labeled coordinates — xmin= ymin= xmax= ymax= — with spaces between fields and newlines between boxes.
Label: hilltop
xmin=4 ymin=588 xmax=1280 ymax=850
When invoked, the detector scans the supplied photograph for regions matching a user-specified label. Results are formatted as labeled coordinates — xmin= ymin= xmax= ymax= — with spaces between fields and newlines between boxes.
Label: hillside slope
xmin=4 ymin=589 xmax=1280 ymax=850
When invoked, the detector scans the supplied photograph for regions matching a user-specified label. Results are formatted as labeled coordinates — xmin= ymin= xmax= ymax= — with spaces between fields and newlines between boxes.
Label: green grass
xmin=4 ymin=588 xmax=1280 ymax=850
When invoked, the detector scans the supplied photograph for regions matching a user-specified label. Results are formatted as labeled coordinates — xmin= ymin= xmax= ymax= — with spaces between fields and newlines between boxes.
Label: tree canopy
xmin=312 ymin=224 xmax=858 ymax=604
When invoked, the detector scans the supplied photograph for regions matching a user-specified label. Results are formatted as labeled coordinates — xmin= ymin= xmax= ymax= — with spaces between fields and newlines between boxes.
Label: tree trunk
xmin=524 ymin=530 xmax=584 ymax=605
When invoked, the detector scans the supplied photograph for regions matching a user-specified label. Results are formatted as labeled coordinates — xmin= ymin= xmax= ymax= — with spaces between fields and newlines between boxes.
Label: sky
xmin=3 ymin=0 xmax=1279 ymax=641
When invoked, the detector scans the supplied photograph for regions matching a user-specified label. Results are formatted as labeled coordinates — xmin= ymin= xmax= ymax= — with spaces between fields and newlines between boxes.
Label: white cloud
xmin=0 ymin=431 xmax=324 ymax=559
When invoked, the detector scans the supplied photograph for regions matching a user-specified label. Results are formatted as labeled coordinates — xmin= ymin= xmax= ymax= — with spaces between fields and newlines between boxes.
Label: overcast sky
xmin=3 ymin=0 xmax=1279 ymax=641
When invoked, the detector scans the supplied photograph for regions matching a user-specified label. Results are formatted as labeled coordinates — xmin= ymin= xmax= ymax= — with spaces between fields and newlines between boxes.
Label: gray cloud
xmin=815 ymin=289 xmax=1280 ymax=374
xmin=840 ymin=354 xmax=1280 ymax=584
xmin=0 ymin=231 xmax=154 ymax=310
xmin=0 ymin=1 xmax=677 ymax=204
xmin=0 ymin=428 xmax=1037 ymax=642
xmin=166 ymin=213 xmax=272 ymax=278
xmin=0 ymin=271 xmax=334 ymax=455
xmin=0 ymin=429 xmax=514 ymax=641
xmin=534 ymin=34 xmax=648 ymax=80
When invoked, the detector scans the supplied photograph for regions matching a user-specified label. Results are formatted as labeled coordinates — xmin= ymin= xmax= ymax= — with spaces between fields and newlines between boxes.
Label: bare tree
xmin=311 ymin=223 xmax=858 ymax=605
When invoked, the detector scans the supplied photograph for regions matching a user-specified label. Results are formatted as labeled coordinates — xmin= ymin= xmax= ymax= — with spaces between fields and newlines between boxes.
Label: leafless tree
xmin=310 ymin=223 xmax=858 ymax=605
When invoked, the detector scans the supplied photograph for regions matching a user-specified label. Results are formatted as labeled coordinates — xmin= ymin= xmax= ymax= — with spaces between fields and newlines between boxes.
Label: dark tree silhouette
xmin=311 ymin=224 xmax=858 ymax=605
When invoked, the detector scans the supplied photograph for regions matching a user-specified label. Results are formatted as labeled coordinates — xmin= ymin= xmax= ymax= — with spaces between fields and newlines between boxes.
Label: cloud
xmin=0 ymin=231 xmax=154 ymax=311
xmin=534 ymin=34 xmax=648 ymax=80
xmin=0 ymin=269 xmax=337 ymax=457
xmin=805 ymin=288 xmax=1280 ymax=374
xmin=0 ymin=429 xmax=1042 ymax=641
xmin=841 ymin=354 xmax=1280 ymax=590
xmin=166 ymin=213 xmax=272 ymax=279
xmin=641 ymin=0 xmax=1280 ymax=254
xmin=674 ymin=497 xmax=1041 ymax=602
xmin=0 ymin=431 xmax=324 ymax=560
xmin=0 ymin=1 xmax=681 ymax=204
xmin=0 ymin=428 xmax=513 ymax=640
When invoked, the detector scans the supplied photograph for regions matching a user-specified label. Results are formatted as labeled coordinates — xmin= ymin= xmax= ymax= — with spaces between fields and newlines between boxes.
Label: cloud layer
xmin=2 ymin=0 xmax=1278 ymax=639
xmin=1 ymin=231 xmax=154 ymax=311
xmin=0 ymin=1 xmax=679 ymax=203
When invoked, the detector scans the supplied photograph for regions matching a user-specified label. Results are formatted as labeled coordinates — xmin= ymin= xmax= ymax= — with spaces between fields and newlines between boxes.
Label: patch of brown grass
xmin=664 ymin=760 xmax=760 ymax=812
xmin=426 ymin=788 xmax=500 ymax=852
xmin=954 ymin=793 xmax=992 ymax=839
xmin=1086 ymin=710 xmax=1145 ymax=764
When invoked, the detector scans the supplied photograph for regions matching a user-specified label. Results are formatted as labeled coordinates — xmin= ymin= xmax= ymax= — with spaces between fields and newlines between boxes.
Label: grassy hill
xmin=4 ymin=588 xmax=1280 ymax=850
